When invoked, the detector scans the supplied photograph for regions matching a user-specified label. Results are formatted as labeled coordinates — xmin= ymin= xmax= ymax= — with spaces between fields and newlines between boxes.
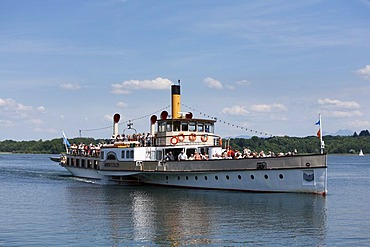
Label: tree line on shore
xmin=0 ymin=130 xmax=370 ymax=155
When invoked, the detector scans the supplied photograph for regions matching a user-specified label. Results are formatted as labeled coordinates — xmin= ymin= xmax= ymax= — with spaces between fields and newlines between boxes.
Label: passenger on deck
xmin=146 ymin=133 xmax=152 ymax=147
xmin=168 ymin=152 xmax=174 ymax=161
xmin=178 ymin=151 xmax=188 ymax=161
xmin=165 ymin=152 xmax=174 ymax=161
xmin=116 ymin=134 xmax=121 ymax=142
xmin=194 ymin=151 xmax=201 ymax=160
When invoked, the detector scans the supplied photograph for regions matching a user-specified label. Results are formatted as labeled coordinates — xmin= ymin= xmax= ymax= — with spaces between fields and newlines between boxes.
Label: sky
xmin=1 ymin=0 xmax=370 ymax=141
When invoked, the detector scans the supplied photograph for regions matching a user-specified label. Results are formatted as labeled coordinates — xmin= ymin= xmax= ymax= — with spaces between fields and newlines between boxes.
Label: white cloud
xmin=0 ymin=119 xmax=14 ymax=127
xmin=345 ymin=119 xmax=370 ymax=129
xmin=37 ymin=106 xmax=46 ymax=113
xmin=221 ymin=105 xmax=249 ymax=115
xmin=0 ymin=97 xmax=35 ymax=113
xmin=104 ymin=114 xmax=113 ymax=122
xmin=204 ymin=77 xmax=223 ymax=89
xmin=236 ymin=80 xmax=251 ymax=86
xmin=33 ymin=127 xmax=58 ymax=133
xmin=0 ymin=97 xmax=53 ymax=133
xmin=318 ymin=98 xmax=363 ymax=118
xmin=28 ymin=119 xmax=44 ymax=125
xmin=250 ymin=103 xmax=287 ymax=113
xmin=327 ymin=110 xmax=363 ymax=118
xmin=225 ymin=84 xmax=235 ymax=90
xmin=318 ymin=98 xmax=360 ymax=109
xmin=59 ymin=83 xmax=81 ymax=90
xmin=355 ymin=65 xmax=370 ymax=80
xmin=221 ymin=103 xmax=287 ymax=116
xmin=117 ymin=101 xmax=128 ymax=108
xmin=111 ymin=77 xmax=173 ymax=94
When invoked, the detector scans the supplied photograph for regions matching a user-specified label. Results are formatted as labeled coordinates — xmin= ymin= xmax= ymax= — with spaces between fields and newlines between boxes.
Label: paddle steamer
xmin=58 ymin=82 xmax=327 ymax=195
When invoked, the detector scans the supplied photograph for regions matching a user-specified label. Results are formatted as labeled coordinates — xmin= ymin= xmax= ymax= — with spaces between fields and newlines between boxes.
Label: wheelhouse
xmin=155 ymin=118 xmax=221 ymax=147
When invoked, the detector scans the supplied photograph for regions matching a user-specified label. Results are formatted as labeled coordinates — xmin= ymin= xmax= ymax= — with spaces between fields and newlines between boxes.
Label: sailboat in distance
xmin=359 ymin=149 xmax=365 ymax=156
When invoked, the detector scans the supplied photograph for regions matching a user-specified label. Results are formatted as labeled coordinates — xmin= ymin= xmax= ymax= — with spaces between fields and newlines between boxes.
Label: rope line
xmin=78 ymin=103 xmax=272 ymax=137
xmin=182 ymin=103 xmax=273 ymax=137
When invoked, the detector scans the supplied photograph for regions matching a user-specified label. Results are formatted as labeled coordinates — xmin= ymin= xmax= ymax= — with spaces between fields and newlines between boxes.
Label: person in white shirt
xmin=178 ymin=151 xmax=188 ymax=160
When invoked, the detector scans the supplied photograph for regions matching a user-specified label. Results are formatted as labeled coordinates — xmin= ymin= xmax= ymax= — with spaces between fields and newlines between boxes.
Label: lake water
xmin=0 ymin=154 xmax=369 ymax=246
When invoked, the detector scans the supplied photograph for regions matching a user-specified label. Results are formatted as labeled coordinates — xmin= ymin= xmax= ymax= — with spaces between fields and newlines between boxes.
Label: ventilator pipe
xmin=113 ymin=113 xmax=120 ymax=138
xmin=150 ymin=115 xmax=157 ymax=135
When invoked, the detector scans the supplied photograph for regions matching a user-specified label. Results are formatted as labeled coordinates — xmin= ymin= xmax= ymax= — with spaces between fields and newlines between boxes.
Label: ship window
xmin=130 ymin=150 xmax=134 ymax=159
xmin=100 ymin=151 xmax=104 ymax=159
xmin=121 ymin=151 xmax=125 ymax=159
xmin=205 ymin=123 xmax=213 ymax=133
xmin=166 ymin=122 xmax=172 ymax=132
xmin=156 ymin=150 xmax=163 ymax=160
xmin=126 ymin=150 xmax=130 ymax=159
xmin=251 ymin=175 xmax=255 ymax=180
xmin=173 ymin=121 xmax=180 ymax=131
xmin=195 ymin=176 xmax=198 ymax=180
xmin=107 ymin=152 xmax=116 ymax=160
xmin=158 ymin=122 xmax=166 ymax=132
xmin=197 ymin=123 xmax=204 ymax=132
xmin=189 ymin=122 xmax=196 ymax=132
xmin=226 ymin=175 xmax=230 ymax=180
xmin=238 ymin=175 xmax=242 ymax=180
xmin=279 ymin=174 xmax=284 ymax=179
xmin=264 ymin=174 xmax=269 ymax=179
xmin=181 ymin=122 xmax=188 ymax=131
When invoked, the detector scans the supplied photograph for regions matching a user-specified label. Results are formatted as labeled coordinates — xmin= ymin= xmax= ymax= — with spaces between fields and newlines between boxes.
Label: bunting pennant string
xmin=78 ymin=103 xmax=273 ymax=137
xmin=182 ymin=103 xmax=273 ymax=137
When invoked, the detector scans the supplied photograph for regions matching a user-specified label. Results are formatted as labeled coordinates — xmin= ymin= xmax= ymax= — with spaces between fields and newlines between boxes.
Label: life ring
xmin=189 ymin=133 xmax=196 ymax=142
xmin=201 ymin=134 xmax=208 ymax=142
xmin=177 ymin=133 xmax=185 ymax=142
xmin=170 ymin=136 xmax=178 ymax=145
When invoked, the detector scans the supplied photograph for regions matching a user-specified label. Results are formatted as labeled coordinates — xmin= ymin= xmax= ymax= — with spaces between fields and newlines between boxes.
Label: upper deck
xmin=155 ymin=117 xmax=221 ymax=147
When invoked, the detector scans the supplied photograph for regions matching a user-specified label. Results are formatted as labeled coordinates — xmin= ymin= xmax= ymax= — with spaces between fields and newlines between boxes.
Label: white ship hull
xmin=61 ymin=155 xmax=327 ymax=195
xmin=64 ymin=166 xmax=104 ymax=180
xmin=140 ymin=168 xmax=327 ymax=194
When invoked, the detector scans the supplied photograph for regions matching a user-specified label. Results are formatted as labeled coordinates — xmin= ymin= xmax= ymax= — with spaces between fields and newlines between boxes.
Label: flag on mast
xmin=315 ymin=114 xmax=324 ymax=154
xmin=62 ymin=131 xmax=71 ymax=154
xmin=62 ymin=131 xmax=70 ymax=147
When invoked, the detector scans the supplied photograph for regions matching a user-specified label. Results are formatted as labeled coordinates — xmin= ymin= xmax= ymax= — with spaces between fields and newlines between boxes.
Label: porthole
xmin=226 ymin=175 xmax=230 ymax=180
xmin=215 ymin=176 xmax=219 ymax=180
xmin=186 ymin=176 xmax=189 ymax=180
xmin=166 ymin=176 xmax=169 ymax=180
xmin=264 ymin=174 xmax=268 ymax=179
xmin=178 ymin=176 xmax=180 ymax=180
xmin=205 ymin=176 xmax=208 ymax=180
xmin=251 ymin=175 xmax=255 ymax=180
xmin=195 ymin=176 xmax=198 ymax=180
xmin=238 ymin=175 xmax=242 ymax=180
xmin=279 ymin=174 xmax=284 ymax=179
